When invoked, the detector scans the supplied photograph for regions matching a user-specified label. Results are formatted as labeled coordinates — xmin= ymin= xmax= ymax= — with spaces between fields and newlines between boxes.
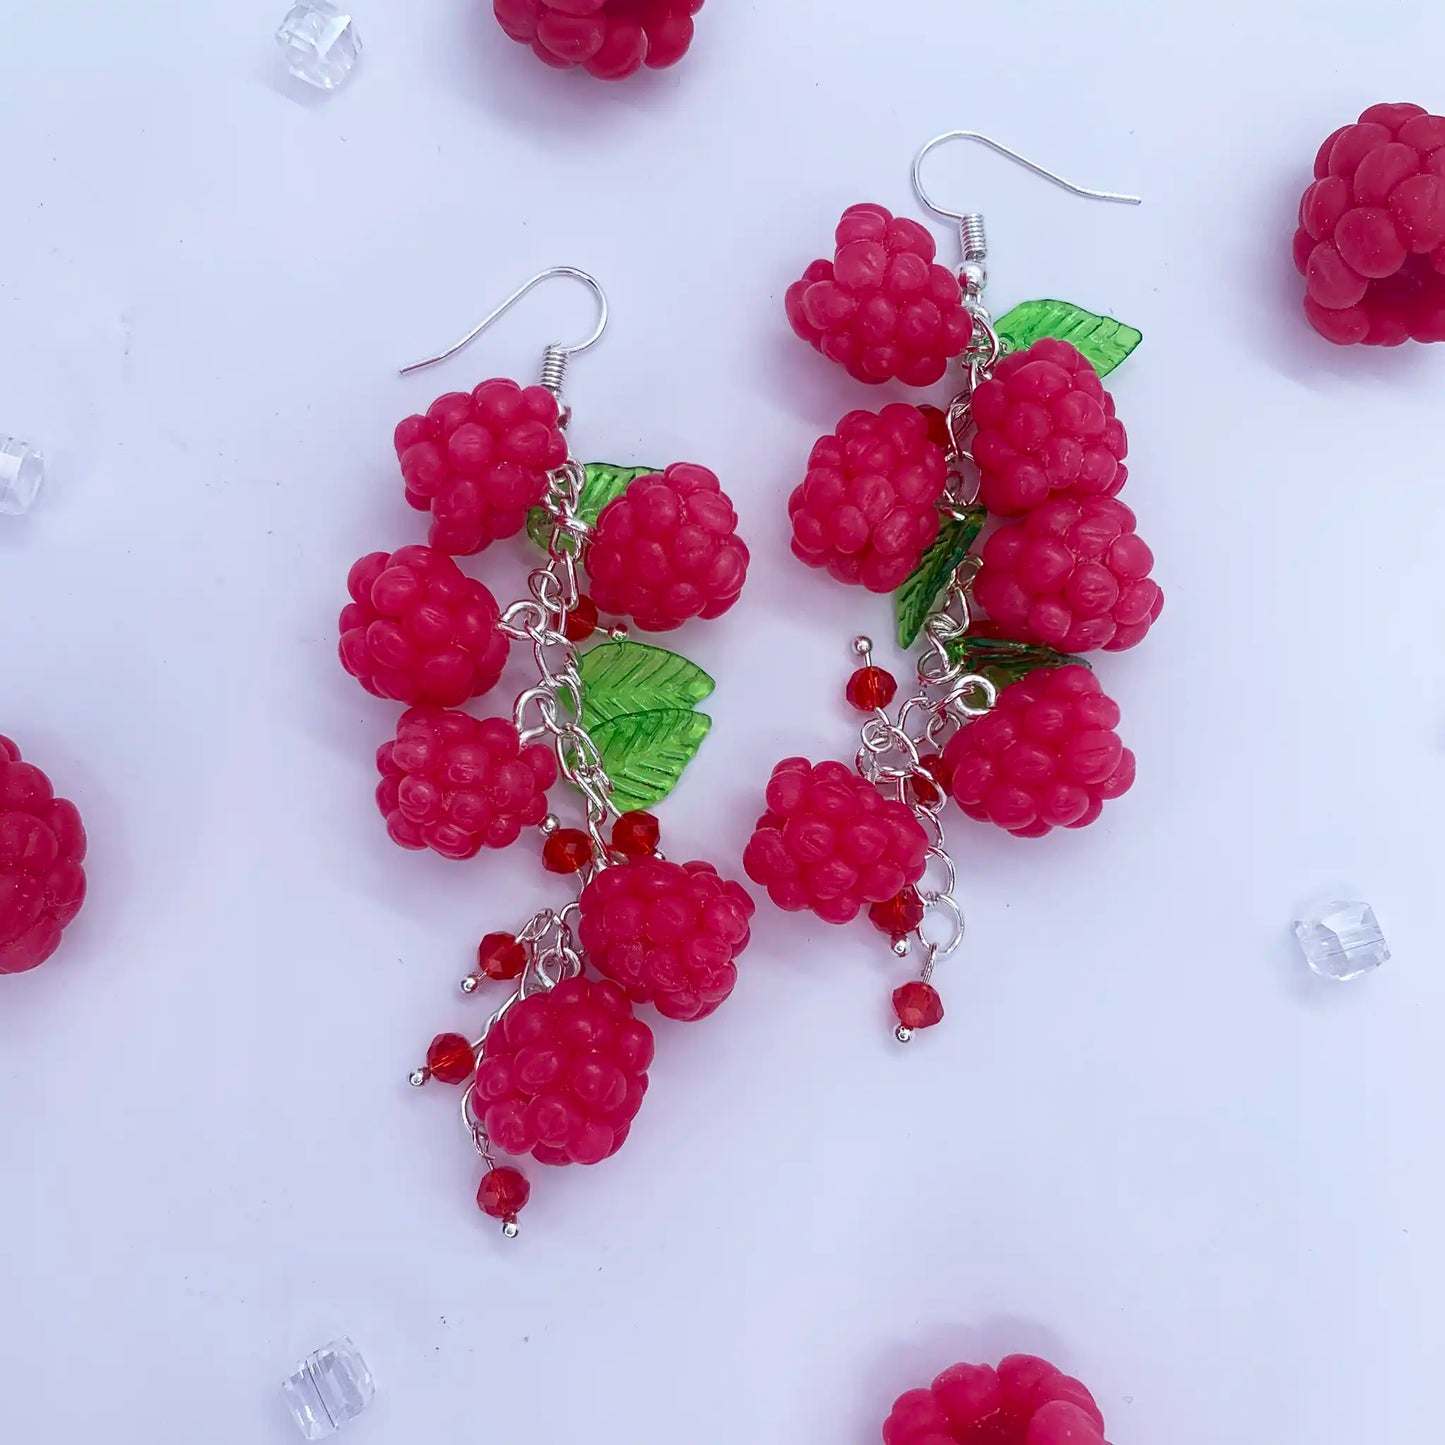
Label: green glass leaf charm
xmin=945 ymin=636 xmax=1090 ymax=691
xmin=894 ymin=506 xmax=987 ymax=649
xmin=994 ymin=299 xmax=1142 ymax=378
xmin=526 ymin=461 xmax=658 ymax=551
xmin=590 ymin=709 xmax=713 ymax=813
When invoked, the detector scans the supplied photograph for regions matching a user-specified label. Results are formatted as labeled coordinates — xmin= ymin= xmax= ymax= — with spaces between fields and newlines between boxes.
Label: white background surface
xmin=2 ymin=3 xmax=1443 ymax=1442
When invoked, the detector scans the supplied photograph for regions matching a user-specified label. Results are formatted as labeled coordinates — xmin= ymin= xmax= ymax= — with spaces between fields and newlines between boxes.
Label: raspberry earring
xmin=751 ymin=133 xmax=1163 ymax=1040
xmin=337 ymin=267 xmax=754 ymax=1236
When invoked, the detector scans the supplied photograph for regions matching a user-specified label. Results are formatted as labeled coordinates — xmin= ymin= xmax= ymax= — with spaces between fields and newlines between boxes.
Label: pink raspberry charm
xmin=974 ymin=496 xmax=1163 ymax=654
xmin=742 ymin=758 xmax=929 ymax=924
xmin=786 ymin=203 xmax=973 ymax=386
xmin=1295 ymin=102 xmax=1445 ymax=345
xmin=339 ymin=545 xmax=510 ymax=707
xmin=971 ymin=338 xmax=1128 ymax=517
xmin=584 ymin=463 xmax=749 ymax=631
xmin=0 ymin=737 xmax=87 ymax=976
xmin=376 ymin=708 xmax=558 ymax=859
xmin=883 ymin=1354 xmax=1109 ymax=1445
xmin=944 ymin=665 xmax=1135 ymax=838
xmin=493 ymin=0 xmax=704 ymax=81
xmin=473 ymin=975 xmax=654 ymax=1166
xmin=789 ymin=405 xmax=949 ymax=593
xmin=577 ymin=856 xmax=755 ymax=1021
xmin=394 ymin=379 xmax=568 ymax=556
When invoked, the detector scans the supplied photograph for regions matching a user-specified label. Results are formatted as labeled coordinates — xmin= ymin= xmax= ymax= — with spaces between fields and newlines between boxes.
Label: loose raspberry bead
xmin=870 ymin=886 xmax=924 ymax=939
xmin=478 ymin=930 xmax=527 ymax=981
xmin=339 ymin=545 xmax=510 ymax=707
xmin=892 ymin=980 xmax=943 ymax=1031
xmin=376 ymin=708 xmax=558 ymax=859
xmin=944 ymin=665 xmax=1135 ymax=838
xmin=585 ymin=464 xmax=749 ymax=632
xmin=611 ymin=810 xmax=660 ymax=857
xmin=742 ymin=758 xmax=930 ymax=925
xmin=394 ymin=379 xmax=568 ymax=556
xmin=786 ymin=204 xmax=973 ymax=386
xmin=563 ymin=595 xmax=598 ymax=643
xmin=789 ymin=405 xmax=950 ymax=593
xmin=542 ymin=827 xmax=594 ymax=874
xmin=882 ymin=1354 xmax=1108 ymax=1445
xmin=473 ymin=975 xmax=653 ymax=1166
xmin=1295 ymin=103 xmax=1445 ymax=345
xmin=0 ymin=736 xmax=87 ymax=976
xmin=426 ymin=1032 xmax=476 ymax=1085
xmin=578 ymin=856 xmax=755 ymax=1021
xmin=970 ymin=338 xmax=1129 ymax=517
xmin=974 ymin=495 xmax=1163 ymax=654
xmin=846 ymin=665 xmax=898 ymax=712
xmin=477 ymin=1165 xmax=531 ymax=1221
xmin=493 ymin=0 xmax=704 ymax=81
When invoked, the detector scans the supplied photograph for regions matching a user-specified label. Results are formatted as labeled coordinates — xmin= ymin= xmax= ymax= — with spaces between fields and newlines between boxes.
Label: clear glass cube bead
xmin=1294 ymin=901 xmax=1389 ymax=981
xmin=0 ymin=436 xmax=44 ymax=515
xmin=275 ymin=2 xmax=362 ymax=91
xmin=281 ymin=1339 xmax=375 ymax=1439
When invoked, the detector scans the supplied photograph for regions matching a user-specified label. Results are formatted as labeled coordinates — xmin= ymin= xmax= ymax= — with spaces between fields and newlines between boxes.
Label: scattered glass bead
xmin=1294 ymin=901 xmax=1389 ymax=981
xmin=275 ymin=2 xmax=362 ymax=92
xmin=892 ymin=980 xmax=944 ymax=1031
xmin=281 ymin=1339 xmax=375 ymax=1440
xmin=542 ymin=828 xmax=593 ymax=875
xmin=425 ymin=1032 xmax=475 ymax=1085
xmin=477 ymin=1166 xmax=530 ymax=1224
xmin=846 ymin=665 xmax=898 ymax=712
xmin=0 ymin=437 xmax=44 ymax=515
xmin=869 ymin=887 xmax=925 ymax=939
xmin=563 ymin=596 xmax=598 ymax=643
xmin=611 ymin=810 xmax=660 ymax=857
xmin=477 ymin=931 xmax=526 ymax=981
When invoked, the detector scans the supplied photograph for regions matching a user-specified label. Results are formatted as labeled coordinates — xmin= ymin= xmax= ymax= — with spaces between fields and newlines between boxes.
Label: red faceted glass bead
xmin=564 ymin=595 xmax=598 ymax=643
xmin=869 ymin=887 xmax=925 ymax=939
xmin=892 ymin=980 xmax=944 ymax=1030
xmin=917 ymin=403 xmax=954 ymax=454
xmin=477 ymin=1165 xmax=531 ymax=1220
xmin=846 ymin=665 xmax=898 ymax=712
xmin=908 ymin=751 xmax=955 ymax=807
xmin=478 ymin=930 xmax=527 ymax=981
xmin=426 ymin=1032 xmax=476 ymax=1085
xmin=542 ymin=827 xmax=594 ymax=874
xmin=611 ymin=810 xmax=660 ymax=857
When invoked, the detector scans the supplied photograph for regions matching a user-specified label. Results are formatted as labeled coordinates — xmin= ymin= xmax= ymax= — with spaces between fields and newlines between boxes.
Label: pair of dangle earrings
xmin=745 ymin=132 xmax=1165 ymax=1039
xmin=337 ymin=268 xmax=755 ymax=1236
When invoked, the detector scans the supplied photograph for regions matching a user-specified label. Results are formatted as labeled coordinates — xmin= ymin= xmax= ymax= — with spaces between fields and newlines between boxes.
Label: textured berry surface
xmin=578 ymin=856 xmax=755 ymax=1021
xmin=883 ymin=1355 xmax=1108 ymax=1445
xmin=789 ymin=405 xmax=948 ymax=592
xmin=585 ymin=463 xmax=748 ymax=631
xmin=971 ymin=339 xmax=1128 ymax=516
xmin=743 ymin=758 xmax=929 ymax=924
xmin=394 ymin=379 xmax=567 ymax=556
xmin=786 ymin=204 xmax=973 ymax=386
xmin=494 ymin=0 xmax=703 ymax=80
xmin=944 ymin=666 xmax=1135 ymax=838
xmin=1294 ymin=102 xmax=1445 ymax=345
xmin=474 ymin=975 xmax=654 ymax=1166
xmin=340 ymin=545 xmax=509 ymax=707
xmin=0 ymin=737 xmax=87 ymax=976
xmin=376 ymin=708 xmax=557 ymax=859
xmin=975 ymin=496 xmax=1162 ymax=654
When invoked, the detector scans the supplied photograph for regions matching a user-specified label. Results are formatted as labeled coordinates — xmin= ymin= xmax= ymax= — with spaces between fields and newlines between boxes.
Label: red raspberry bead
xmin=0 ymin=737 xmax=87 ymax=976
xmin=1295 ymin=103 xmax=1445 ymax=345
xmin=883 ymin=1354 xmax=1108 ymax=1445
xmin=585 ymin=464 xmax=749 ymax=632
xmin=477 ymin=1165 xmax=530 ymax=1220
xmin=426 ymin=1032 xmax=476 ymax=1085
xmin=974 ymin=496 xmax=1163 ymax=654
xmin=869 ymin=886 xmax=924 ymax=939
xmin=493 ymin=0 xmax=703 ymax=80
xmin=542 ymin=827 xmax=594 ymax=874
xmin=846 ymin=665 xmax=898 ymax=712
xmin=611 ymin=810 xmax=660 ymax=857
xmin=339 ymin=545 xmax=510 ymax=707
xmin=971 ymin=338 xmax=1129 ymax=517
xmin=742 ymin=758 xmax=929 ymax=925
xmin=892 ymin=980 xmax=943 ymax=1030
xmin=394 ymin=379 xmax=568 ymax=556
xmin=478 ymin=930 xmax=527 ymax=981
xmin=789 ymin=405 xmax=950 ymax=593
xmin=944 ymin=665 xmax=1135 ymax=838
xmin=473 ymin=975 xmax=654 ymax=1165
xmin=786 ymin=204 xmax=973 ymax=386
xmin=578 ymin=856 xmax=755 ymax=1021
xmin=376 ymin=708 xmax=558 ymax=859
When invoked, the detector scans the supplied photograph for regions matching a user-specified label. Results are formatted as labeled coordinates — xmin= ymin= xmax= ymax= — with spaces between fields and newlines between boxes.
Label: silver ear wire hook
xmin=399 ymin=266 xmax=609 ymax=406
xmin=912 ymin=132 xmax=1140 ymax=297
